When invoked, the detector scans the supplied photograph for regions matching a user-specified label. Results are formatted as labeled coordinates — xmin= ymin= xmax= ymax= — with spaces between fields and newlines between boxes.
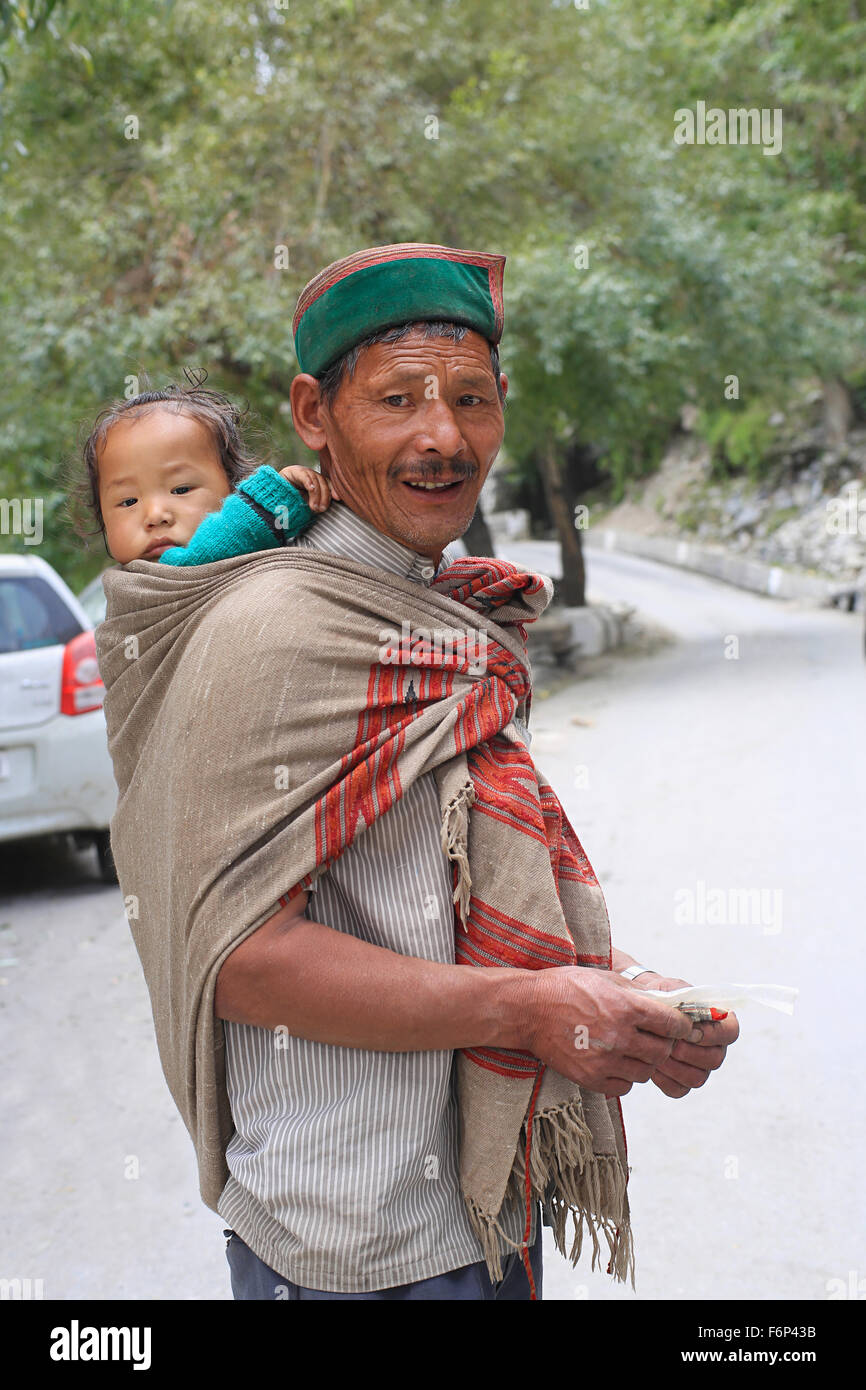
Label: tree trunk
xmin=822 ymin=377 xmax=854 ymax=450
xmin=463 ymin=504 xmax=496 ymax=557
xmin=536 ymin=435 xmax=586 ymax=606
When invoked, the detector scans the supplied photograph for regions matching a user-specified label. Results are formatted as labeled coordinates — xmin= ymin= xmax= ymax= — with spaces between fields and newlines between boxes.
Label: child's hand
xmin=278 ymin=465 xmax=332 ymax=513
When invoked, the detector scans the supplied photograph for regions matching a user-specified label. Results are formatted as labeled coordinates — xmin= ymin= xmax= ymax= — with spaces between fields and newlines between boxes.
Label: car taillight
xmin=60 ymin=630 xmax=105 ymax=715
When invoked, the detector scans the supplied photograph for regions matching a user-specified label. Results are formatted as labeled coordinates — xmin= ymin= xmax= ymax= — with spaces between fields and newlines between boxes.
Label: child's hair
xmin=67 ymin=368 xmax=266 ymax=551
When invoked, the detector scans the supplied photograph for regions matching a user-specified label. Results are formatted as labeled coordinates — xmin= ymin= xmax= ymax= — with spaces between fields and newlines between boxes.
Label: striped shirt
xmin=217 ymin=500 xmax=537 ymax=1293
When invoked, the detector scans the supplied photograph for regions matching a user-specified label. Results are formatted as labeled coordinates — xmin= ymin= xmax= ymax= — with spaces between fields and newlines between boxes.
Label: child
xmin=72 ymin=379 xmax=331 ymax=566
xmin=75 ymin=377 xmax=331 ymax=915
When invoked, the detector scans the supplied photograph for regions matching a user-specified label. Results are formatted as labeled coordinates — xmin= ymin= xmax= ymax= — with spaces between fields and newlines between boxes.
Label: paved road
xmin=1 ymin=544 xmax=862 ymax=1300
xmin=503 ymin=541 xmax=866 ymax=1301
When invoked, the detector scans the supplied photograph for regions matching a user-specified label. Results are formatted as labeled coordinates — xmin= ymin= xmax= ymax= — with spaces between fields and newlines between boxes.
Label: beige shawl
xmin=95 ymin=546 xmax=633 ymax=1287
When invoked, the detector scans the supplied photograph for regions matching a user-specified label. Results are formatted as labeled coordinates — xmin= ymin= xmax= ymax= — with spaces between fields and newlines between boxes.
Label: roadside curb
xmin=582 ymin=527 xmax=844 ymax=606
xmin=526 ymin=598 xmax=637 ymax=665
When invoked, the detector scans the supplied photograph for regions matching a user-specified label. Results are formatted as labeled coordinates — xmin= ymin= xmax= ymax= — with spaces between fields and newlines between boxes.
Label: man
xmin=97 ymin=243 xmax=738 ymax=1302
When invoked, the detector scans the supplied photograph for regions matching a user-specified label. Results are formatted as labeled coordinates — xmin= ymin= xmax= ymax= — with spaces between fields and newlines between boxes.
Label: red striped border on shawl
xmin=280 ymin=558 xmax=609 ymax=1088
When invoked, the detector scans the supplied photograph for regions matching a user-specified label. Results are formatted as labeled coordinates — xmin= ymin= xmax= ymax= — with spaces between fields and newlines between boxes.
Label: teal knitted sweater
xmin=159 ymin=465 xmax=313 ymax=566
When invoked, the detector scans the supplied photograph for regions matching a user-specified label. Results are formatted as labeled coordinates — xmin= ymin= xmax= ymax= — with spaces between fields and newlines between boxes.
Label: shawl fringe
xmin=465 ymin=1097 xmax=635 ymax=1288
xmin=440 ymin=776 xmax=476 ymax=930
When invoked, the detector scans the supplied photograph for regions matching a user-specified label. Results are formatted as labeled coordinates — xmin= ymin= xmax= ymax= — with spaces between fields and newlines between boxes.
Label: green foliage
xmin=698 ymin=402 xmax=779 ymax=482
xmin=0 ymin=0 xmax=863 ymax=591
xmin=675 ymin=504 xmax=705 ymax=534
xmin=0 ymin=0 xmax=61 ymax=43
xmin=765 ymin=505 xmax=800 ymax=533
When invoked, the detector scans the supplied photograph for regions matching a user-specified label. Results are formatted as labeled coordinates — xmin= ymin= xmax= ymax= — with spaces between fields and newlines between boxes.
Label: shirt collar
xmin=296 ymin=500 xmax=457 ymax=585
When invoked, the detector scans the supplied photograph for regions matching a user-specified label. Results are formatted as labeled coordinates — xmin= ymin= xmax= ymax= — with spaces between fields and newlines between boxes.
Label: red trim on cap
xmin=487 ymin=264 xmax=504 ymax=340
xmin=293 ymin=242 xmax=506 ymax=338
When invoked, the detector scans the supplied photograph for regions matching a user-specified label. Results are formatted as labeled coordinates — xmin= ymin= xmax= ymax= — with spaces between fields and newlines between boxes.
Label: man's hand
xmin=521 ymin=967 xmax=701 ymax=1097
xmin=631 ymin=972 xmax=740 ymax=1099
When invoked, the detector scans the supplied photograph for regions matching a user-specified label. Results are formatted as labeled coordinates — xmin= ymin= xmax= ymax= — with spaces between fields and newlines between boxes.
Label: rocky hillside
xmin=596 ymin=413 xmax=866 ymax=590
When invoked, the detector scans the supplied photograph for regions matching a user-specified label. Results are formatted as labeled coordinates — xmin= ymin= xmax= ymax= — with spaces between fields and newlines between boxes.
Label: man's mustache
xmin=394 ymin=460 xmax=478 ymax=484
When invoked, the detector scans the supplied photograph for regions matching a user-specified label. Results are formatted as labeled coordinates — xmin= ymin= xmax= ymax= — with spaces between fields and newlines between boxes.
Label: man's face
xmin=289 ymin=327 xmax=507 ymax=563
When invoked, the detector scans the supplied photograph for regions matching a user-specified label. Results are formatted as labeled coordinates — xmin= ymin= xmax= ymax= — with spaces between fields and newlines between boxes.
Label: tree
xmin=0 ymin=0 xmax=861 ymax=596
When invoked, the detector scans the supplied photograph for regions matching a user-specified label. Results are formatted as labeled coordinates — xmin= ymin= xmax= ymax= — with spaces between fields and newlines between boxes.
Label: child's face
xmin=97 ymin=408 xmax=232 ymax=563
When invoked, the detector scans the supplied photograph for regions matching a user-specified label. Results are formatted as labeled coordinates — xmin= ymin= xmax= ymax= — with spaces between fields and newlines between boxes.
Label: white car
xmin=0 ymin=553 xmax=117 ymax=881
xmin=77 ymin=570 xmax=108 ymax=626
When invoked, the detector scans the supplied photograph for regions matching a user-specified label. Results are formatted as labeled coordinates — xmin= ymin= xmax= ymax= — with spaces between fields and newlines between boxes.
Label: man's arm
xmin=213 ymin=893 xmax=699 ymax=1097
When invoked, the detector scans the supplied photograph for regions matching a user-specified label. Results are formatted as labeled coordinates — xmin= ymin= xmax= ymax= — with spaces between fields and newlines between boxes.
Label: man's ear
xmin=289 ymin=374 xmax=330 ymax=453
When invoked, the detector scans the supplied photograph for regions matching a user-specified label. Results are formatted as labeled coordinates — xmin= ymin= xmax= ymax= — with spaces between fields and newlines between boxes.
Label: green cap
xmin=292 ymin=242 xmax=506 ymax=376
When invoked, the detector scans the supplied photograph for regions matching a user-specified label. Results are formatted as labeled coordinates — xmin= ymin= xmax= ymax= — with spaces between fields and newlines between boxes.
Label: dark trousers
xmin=223 ymin=1222 xmax=543 ymax=1301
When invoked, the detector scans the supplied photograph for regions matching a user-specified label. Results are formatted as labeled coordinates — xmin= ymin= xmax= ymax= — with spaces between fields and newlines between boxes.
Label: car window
xmin=0 ymin=576 xmax=83 ymax=654
xmin=77 ymin=578 xmax=108 ymax=626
